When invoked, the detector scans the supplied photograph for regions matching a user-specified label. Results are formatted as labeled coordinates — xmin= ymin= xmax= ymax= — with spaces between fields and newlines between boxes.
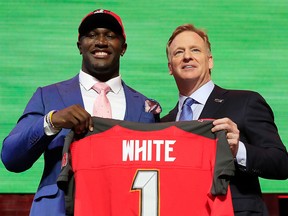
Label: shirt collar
xmin=179 ymin=80 xmax=215 ymax=107
xmin=79 ymin=70 xmax=122 ymax=93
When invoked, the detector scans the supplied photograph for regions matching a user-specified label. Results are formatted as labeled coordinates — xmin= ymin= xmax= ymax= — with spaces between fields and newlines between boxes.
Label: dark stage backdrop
xmin=1 ymin=0 xmax=287 ymax=193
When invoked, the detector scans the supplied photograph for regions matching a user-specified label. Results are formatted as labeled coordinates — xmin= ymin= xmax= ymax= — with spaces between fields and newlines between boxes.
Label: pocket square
xmin=145 ymin=99 xmax=162 ymax=114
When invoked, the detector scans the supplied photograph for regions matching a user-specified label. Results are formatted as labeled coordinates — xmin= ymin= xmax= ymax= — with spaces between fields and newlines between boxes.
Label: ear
xmin=208 ymin=55 xmax=214 ymax=70
xmin=77 ymin=41 xmax=82 ymax=55
xmin=121 ymin=43 xmax=128 ymax=56
xmin=168 ymin=62 xmax=173 ymax=75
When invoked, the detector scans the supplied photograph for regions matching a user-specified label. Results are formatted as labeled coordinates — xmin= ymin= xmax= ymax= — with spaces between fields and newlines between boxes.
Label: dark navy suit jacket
xmin=161 ymin=85 xmax=288 ymax=215
xmin=1 ymin=75 xmax=159 ymax=216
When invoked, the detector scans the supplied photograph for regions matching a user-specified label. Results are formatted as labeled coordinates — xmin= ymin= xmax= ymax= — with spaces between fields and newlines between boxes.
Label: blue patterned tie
xmin=179 ymin=97 xmax=194 ymax=121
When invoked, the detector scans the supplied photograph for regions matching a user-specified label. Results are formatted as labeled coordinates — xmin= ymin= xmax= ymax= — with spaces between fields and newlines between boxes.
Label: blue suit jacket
xmin=1 ymin=75 xmax=158 ymax=216
xmin=161 ymin=85 xmax=288 ymax=215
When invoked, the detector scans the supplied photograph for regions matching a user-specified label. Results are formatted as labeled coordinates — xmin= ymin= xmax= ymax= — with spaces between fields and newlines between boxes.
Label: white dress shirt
xmin=79 ymin=70 xmax=126 ymax=120
xmin=176 ymin=81 xmax=214 ymax=121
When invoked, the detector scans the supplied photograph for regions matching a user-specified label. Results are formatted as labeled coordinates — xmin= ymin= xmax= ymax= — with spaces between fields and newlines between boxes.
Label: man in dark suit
xmin=1 ymin=9 xmax=160 ymax=216
xmin=161 ymin=24 xmax=288 ymax=215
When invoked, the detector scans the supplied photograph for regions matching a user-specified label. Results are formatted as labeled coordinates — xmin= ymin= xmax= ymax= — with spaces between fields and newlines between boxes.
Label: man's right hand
xmin=51 ymin=104 xmax=94 ymax=134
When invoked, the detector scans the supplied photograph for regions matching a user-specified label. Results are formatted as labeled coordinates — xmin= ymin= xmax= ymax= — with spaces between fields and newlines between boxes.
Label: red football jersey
xmin=58 ymin=117 xmax=235 ymax=216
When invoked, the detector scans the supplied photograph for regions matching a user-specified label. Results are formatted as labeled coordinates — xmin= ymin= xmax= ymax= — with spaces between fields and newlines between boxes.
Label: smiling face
xmin=77 ymin=27 xmax=127 ymax=81
xmin=167 ymin=31 xmax=213 ymax=95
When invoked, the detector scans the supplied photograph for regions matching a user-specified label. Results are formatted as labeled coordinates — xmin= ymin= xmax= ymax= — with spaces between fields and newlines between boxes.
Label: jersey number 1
xmin=131 ymin=170 xmax=159 ymax=216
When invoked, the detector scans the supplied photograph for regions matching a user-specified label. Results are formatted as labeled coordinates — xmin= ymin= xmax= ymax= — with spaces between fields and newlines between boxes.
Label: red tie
xmin=92 ymin=82 xmax=112 ymax=118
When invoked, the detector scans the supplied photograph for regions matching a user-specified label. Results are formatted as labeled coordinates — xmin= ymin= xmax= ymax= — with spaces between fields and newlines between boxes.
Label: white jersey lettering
xmin=122 ymin=140 xmax=176 ymax=162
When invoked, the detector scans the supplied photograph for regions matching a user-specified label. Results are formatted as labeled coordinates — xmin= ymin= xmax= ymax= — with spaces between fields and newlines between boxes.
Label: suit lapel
xmin=55 ymin=78 xmax=143 ymax=120
xmin=165 ymin=104 xmax=179 ymax=121
xmin=122 ymin=82 xmax=143 ymax=121
xmin=199 ymin=85 xmax=228 ymax=119
xmin=56 ymin=75 xmax=84 ymax=108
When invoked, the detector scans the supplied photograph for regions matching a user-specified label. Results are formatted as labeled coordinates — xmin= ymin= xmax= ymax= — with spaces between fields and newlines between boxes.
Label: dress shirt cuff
xmin=44 ymin=114 xmax=61 ymax=136
xmin=235 ymin=141 xmax=247 ymax=166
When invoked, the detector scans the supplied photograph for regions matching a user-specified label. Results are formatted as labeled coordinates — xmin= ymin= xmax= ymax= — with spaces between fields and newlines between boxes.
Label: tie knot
xmin=92 ymin=82 xmax=110 ymax=94
xmin=179 ymin=97 xmax=194 ymax=121
xmin=183 ymin=97 xmax=194 ymax=107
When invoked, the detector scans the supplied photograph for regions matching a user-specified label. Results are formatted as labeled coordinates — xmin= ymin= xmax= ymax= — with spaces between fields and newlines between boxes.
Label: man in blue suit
xmin=161 ymin=24 xmax=288 ymax=215
xmin=1 ymin=9 xmax=160 ymax=215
